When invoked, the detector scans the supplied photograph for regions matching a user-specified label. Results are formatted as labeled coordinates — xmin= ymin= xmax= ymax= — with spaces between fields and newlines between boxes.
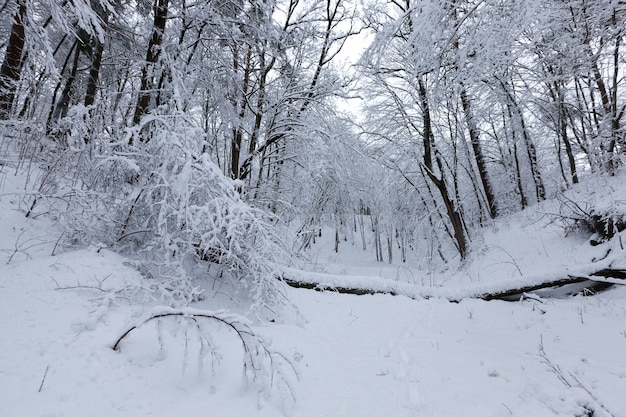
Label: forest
xmin=1 ymin=0 xmax=624 ymax=274
xmin=1 ymin=0 xmax=626 ymax=416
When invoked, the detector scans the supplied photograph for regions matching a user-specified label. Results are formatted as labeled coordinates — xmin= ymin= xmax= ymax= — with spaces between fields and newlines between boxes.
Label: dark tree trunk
xmin=0 ymin=0 xmax=27 ymax=119
xmin=522 ymin=115 xmax=546 ymax=202
xmin=230 ymin=46 xmax=252 ymax=180
xmin=512 ymin=140 xmax=527 ymax=209
xmin=560 ymin=106 xmax=579 ymax=185
xmin=248 ymin=52 xmax=273 ymax=156
xmin=46 ymin=40 xmax=77 ymax=133
xmin=83 ymin=38 xmax=104 ymax=109
xmin=83 ymin=1 xmax=109 ymax=110
xmin=418 ymin=77 xmax=468 ymax=259
xmin=48 ymin=45 xmax=81 ymax=134
xmin=132 ymin=0 xmax=170 ymax=130
xmin=460 ymin=88 xmax=498 ymax=218
xmin=84 ymin=33 xmax=106 ymax=108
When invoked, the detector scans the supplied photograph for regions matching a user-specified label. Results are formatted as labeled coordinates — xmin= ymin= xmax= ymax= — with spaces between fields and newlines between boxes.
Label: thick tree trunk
xmin=132 ymin=0 xmax=170 ymax=129
xmin=83 ymin=39 xmax=104 ymax=108
xmin=0 ymin=0 xmax=27 ymax=119
xmin=83 ymin=1 xmax=109 ymax=110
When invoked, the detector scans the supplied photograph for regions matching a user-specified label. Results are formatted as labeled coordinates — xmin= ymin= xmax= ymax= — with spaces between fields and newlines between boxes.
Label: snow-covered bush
xmin=33 ymin=111 xmax=287 ymax=310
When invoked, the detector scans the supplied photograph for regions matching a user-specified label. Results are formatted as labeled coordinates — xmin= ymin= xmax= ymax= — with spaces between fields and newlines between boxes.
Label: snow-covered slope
xmin=2 ymin=163 xmax=626 ymax=416
xmin=294 ymin=173 xmax=626 ymax=290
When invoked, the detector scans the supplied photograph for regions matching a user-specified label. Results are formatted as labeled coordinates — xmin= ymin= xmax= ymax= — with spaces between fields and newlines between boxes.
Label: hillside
xmin=2 ymin=151 xmax=626 ymax=417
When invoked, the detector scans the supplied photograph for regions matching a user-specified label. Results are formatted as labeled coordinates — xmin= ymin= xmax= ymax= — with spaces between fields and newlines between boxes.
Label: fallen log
xmin=479 ymin=276 xmax=616 ymax=301
xmin=281 ymin=277 xmax=402 ymax=298
xmin=280 ymin=268 xmax=626 ymax=302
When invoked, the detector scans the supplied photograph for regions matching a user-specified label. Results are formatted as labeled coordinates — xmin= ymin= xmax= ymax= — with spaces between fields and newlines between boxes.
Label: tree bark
xmin=460 ymin=88 xmax=498 ymax=218
xmin=84 ymin=4 xmax=109 ymax=110
xmin=0 ymin=0 xmax=27 ymax=119
xmin=230 ymin=45 xmax=252 ymax=180
xmin=418 ymin=76 xmax=468 ymax=259
xmin=48 ymin=45 xmax=81 ymax=134
xmin=132 ymin=0 xmax=170 ymax=129
xmin=83 ymin=39 xmax=104 ymax=108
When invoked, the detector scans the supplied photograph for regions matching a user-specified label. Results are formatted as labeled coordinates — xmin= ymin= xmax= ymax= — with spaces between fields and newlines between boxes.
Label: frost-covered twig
xmin=538 ymin=338 xmax=618 ymax=417
xmin=483 ymin=244 xmax=523 ymax=277
xmin=5 ymin=230 xmax=54 ymax=264
xmin=51 ymin=274 xmax=151 ymax=306
xmin=538 ymin=338 xmax=571 ymax=388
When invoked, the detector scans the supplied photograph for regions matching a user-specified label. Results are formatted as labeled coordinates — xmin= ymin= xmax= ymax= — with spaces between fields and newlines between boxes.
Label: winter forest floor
xmin=2 ymin=158 xmax=626 ymax=417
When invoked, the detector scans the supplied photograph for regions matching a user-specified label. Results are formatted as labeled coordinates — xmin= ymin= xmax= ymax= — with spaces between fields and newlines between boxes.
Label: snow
xmin=2 ymin=164 xmax=626 ymax=416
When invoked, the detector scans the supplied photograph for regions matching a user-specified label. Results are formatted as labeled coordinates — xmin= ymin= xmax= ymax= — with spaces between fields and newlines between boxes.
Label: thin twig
xmin=51 ymin=230 xmax=65 ymax=256
xmin=54 ymin=285 xmax=109 ymax=293
xmin=38 ymin=365 xmax=49 ymax=392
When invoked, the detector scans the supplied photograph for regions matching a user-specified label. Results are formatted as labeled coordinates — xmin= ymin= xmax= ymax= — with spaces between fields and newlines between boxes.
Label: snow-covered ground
xmin=2 ymin=160 xmax=626 ymax=417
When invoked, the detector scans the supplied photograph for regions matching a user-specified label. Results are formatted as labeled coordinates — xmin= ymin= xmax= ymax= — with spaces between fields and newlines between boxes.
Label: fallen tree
xmin=478 ymin=272 xmax=622 ymax=301
xmin=280 ymin=267 xmax=626 ymax=302
xmin=281 ymin=277 xmax=401 ymax=297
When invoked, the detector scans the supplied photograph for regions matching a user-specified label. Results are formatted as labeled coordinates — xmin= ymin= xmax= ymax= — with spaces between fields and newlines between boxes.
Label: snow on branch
xmin=32 ymin=111 xmax=289 ymax=310
xmin=280 ymin=261 xmax=626 ymax=302
xmin=112 ymin=307 xmax=298 ymax=406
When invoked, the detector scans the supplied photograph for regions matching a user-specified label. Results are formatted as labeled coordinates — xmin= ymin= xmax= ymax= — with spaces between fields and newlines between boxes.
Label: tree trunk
xmin=48 ymin=45 xmax=81 ymax=135
xmin=522 ymin=114 xmax=546 ymax=202
xmin=512 ymin=140 xmax=527 ymax=210
xmin=560 ymin=105 xmax=579 ymax=185
xmin=460 ymin=88 xmax=498 ymax=218
xmin=230 ymin=45 xmax=252 ymax=180
xmin=83 ymin=39 xmax=104 ymax=109
xmin=0 ymin=0 xmax=27 ymax=119
xmin=132 ymin=0 xmax=170 ymax=130
xmin=501 ymin=80 xmax=545 ymax=202
xmin=83 ymin=0 xmax=109 ymax=111
xmin=84 ymin=24 xmax=108 ymax=110
xmin=418 ymin=76 xmax=468 ymax=259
